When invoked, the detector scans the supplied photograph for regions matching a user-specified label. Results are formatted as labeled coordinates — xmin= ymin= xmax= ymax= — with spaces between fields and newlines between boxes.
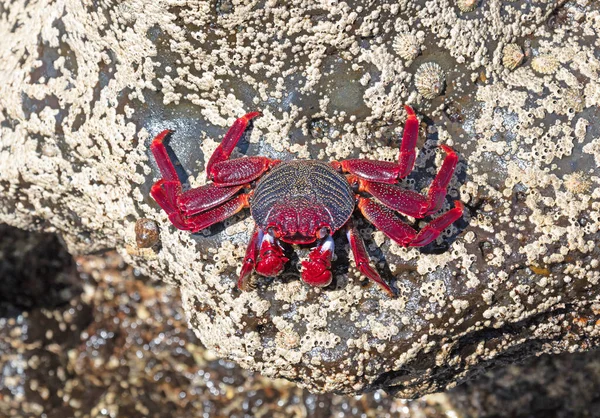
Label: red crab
xmin=149 ymin=106 xmax=463 ymax=296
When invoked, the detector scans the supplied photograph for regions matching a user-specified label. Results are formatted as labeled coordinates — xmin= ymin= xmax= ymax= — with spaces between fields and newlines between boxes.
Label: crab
xmin=149 ymin=106 xmax=463 ymax=296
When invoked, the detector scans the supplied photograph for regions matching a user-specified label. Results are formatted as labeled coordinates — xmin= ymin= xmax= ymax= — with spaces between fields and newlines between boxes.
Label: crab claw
xmin=255 ymin=239 xmax=288 ymax=277
xmin=301 ymin=232 xmax=335 ymax=287
xmin=301 ymin=249 xmax=333 ymax=287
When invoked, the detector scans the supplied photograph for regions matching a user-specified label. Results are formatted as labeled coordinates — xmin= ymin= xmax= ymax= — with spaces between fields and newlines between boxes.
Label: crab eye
xmin=316 ymin=227 xmax=330 ymax=239
xmin=267 ymin=226 xmax=282 ymax=238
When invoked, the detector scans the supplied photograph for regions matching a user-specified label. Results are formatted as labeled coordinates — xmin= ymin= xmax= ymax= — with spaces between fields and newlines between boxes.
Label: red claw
xmin=301 ymin=249 xmax=333 ymax=287
xmin=255 ymin=239 xmax=288 ymax=278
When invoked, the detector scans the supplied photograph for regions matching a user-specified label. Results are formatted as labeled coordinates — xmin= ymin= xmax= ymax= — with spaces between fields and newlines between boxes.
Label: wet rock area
xmin=0 ymin=0 xmax=599 ymax=398
xmin=1 ymin=226 xmax=599 ymax=417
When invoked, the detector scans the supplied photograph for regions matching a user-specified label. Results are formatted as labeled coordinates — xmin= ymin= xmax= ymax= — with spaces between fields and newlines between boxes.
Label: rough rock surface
xmin=1 ymin=0 xmax=599 ymax=396
xmin=2 ymin=226 xmax=599 ymax=417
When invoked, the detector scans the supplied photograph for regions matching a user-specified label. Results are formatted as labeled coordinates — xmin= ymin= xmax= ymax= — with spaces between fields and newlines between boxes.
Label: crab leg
xmin=206 ymin=112 xmax=261 ymax=177
xmin=425 ymin=145 xmax=459 ymax=215
xmin=149 ymin=122 xmax=273 ymax=233
xmin=350 ymin=145 xmax=459 ymax=217
xmin=210 ymin=156 xmax=279 ymax=186
xmin=175 ymin=183 xmax=244 ymax=216
xmin=150 ymin=129 xmax=248 ymax=212
xmin=397 ymin=105 xmax=419 ymax=179
xmin=346 ymin=219 xmax=394 ymax=296
xmin=150 ymin=180 xmax=188 ymax=230
xmin=357 ymin=198 xmax=418 ymax=246
xmin=357 ymin=197 xmax=463 ymax=247
xmin=301 ymin=228 xmax=334 ymax=287
xmin=183 ymin=193 xmax=251 ymax=233
xmin=151 ymin=182 xmax=250 ymax=233
xmin=150 ymin=129 xmax=179 ymax=182
xmin=411 ymin=201 xmax=464 ymax=247
xmin=350 ymin=177 xmax=428 ymax=218
xmin=238 ymin=226 xmax=262 ymax=291
xmin=332 ymin=105 xmax=419 ymax=183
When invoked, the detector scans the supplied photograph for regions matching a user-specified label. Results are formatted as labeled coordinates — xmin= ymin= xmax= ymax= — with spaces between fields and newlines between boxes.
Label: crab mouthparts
xmin=279 ymin=232 xmax=318 ymax=245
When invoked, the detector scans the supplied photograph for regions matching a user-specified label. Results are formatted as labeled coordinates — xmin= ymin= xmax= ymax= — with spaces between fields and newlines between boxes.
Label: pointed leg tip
xmin=404 ymin=105 xmax=415 ymax=116
xmin=243 ymin=111 xmax=262 ymax=122
xmin=409 ymin=230 xmax=436 ymax=247
xmin=151 ymin=129 xmax=174 ymax=147
xmin=452 ymin=200 xmax=465 ymax=219
xmin=439 ymin=144 xmax=456 ymax=155
xmin=374 ymin=281 xmax=396 ymax=297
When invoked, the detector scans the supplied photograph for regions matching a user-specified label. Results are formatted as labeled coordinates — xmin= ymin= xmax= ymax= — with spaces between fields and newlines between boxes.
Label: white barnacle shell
xmin=531 ymin=55 xmax=559 ymax=75
xmin=415 ymin=62 xmax=445 ymax=99
xmin=456 ymin=0 xmax=479 ymax=12
xmin=563 ymin=172 xmax=592 ymax=194
xmin=392 ymin=32 xmax=420 ymax=61
xmin=502 ymin=43 xmax=524 ymax=70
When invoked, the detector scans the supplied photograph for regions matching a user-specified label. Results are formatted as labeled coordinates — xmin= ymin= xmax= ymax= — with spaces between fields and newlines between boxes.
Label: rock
xmin=450 ymin=349 xmax=600 ymax=417
xmin=0 ymin=234 xmax=457 ymax=416
xmin=1 ymin=0 xmax=599 ymax=397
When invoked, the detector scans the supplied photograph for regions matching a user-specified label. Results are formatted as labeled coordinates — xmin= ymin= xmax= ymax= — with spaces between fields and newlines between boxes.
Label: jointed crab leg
xmin=350 ymin=178 xmax=428 ymax=218
xmin=410 ymin=200 xmax=464 ymax=246
xmin=206 ymin=112 xmax=262 ymax=177
xmin=349 ymin=145 xmax=459 ymax=218
xmin=151 ymin=129 xmax=179 ymax=182
xmin=182 ymin=193 xmax=251 ymax=233
xmin=332 ymin=105 xmax=419 ymax=183
xmin=238 ymin=226 xmax=263 ymax=291
xmin=425 ymin=145 xmax=459 ymax=215
xmin=397 ymin=105 xmax=419 ymax=179
xmin=149 ymin=113 xmax=275 ymax=233
xmin=357 ymin=197 xmax=464 ymax=247
xmin=150 ymin=180 xmax=188 ymax=230
xmin=177 ymin=183 xmax=244 ymax=216
xmin=210 ymin=156 xmax=278 ymax=186
xmin=151 ymin=183 xmax=251 ymax=232
xmin=346 ymin=219 xmax=394 ymax=296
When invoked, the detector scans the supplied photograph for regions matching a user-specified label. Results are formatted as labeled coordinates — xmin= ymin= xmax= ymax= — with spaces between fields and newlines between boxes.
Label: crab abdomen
xmin=250 ymin=160 xmax=355 ymax=243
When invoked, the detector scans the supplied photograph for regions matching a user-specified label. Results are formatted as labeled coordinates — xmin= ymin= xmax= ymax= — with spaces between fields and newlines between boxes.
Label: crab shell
xmin=251 ymin=160 xmax=354 ymax=245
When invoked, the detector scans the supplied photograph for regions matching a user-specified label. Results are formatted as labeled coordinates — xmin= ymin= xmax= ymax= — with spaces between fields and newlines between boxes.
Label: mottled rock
xmin=0 ymin=232 xmax=455 ymax=417
xmin=1 ymin=0 xmax=599 ymax=397
xmin=2 ymin=235 xmax=599 ymax=417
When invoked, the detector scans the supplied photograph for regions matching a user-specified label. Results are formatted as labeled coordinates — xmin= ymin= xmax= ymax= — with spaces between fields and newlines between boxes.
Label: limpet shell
xmin=456 ymin=0 xmax=479 ymax=12
xmin=531 ymin=55 xmax=559 ymax=74
xmin=415 ymin=62 xmax=445 ymax=99
xmin=135 ymin=218 xmax=160 ymax=248
xmin=392 ymin=33 xmax=420 ymax=61
xmin=502 ymin=43 xmax=524 ymax=70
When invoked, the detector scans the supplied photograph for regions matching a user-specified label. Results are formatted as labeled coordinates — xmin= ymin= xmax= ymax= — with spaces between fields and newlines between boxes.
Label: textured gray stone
xmin=1 ymin=0 xmax=599 ymax=396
